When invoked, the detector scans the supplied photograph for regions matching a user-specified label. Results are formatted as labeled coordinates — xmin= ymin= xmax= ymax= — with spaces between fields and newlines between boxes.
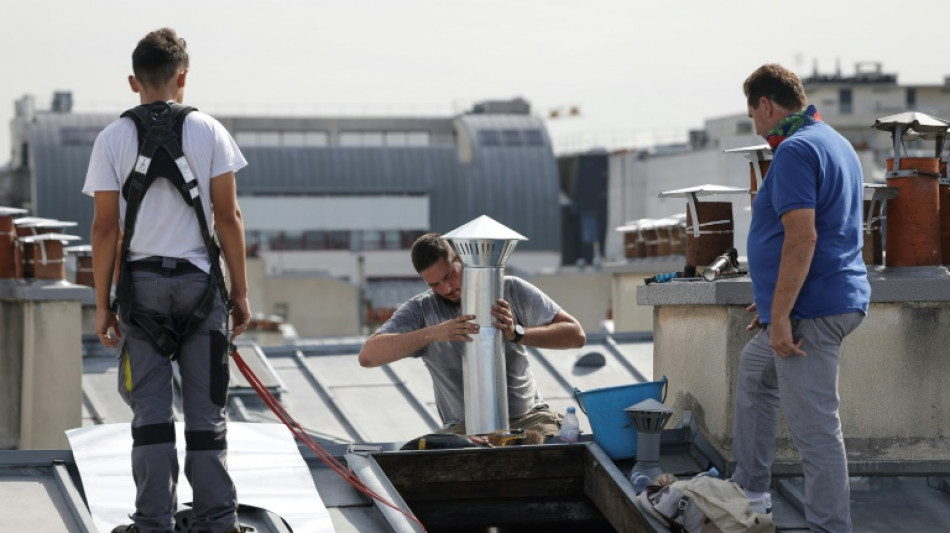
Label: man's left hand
xmin=491 ymin=299 xmax=517 ymax=341
xmin=96 ymin=307 xmax=122 ymax=348
xmin=770 ymin=315 xmax=806 ymax=357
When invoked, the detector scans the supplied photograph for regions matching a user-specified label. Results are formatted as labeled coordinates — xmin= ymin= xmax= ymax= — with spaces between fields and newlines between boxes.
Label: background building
xmin=557 ymin=149 xmax=609 ymax=267
xmin=603 ymin=63 xmax=950 ymax=263
xmin=5 ymin=95 xmax=564 ymax=331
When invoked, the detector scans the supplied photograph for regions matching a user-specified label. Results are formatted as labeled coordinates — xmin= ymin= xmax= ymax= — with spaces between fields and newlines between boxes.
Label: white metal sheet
xmin=67 ymin=422 xmax=334 ymax=532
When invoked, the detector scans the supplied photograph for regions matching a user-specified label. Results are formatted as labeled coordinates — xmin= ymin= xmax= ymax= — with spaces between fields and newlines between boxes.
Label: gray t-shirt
xmin=377 ymin=276 xmax=560 ymax=427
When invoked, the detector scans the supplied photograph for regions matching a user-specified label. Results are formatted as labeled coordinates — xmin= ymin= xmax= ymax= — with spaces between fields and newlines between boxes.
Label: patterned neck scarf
xmin=766 ymin=104 xmax=822 ymax=149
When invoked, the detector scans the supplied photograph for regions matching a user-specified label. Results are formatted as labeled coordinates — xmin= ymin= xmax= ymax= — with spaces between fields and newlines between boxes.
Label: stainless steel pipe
xmin=443 ymin=215 xmax=526 ymax=435
xmin=459 ymin=265 xmax=508 ymax=434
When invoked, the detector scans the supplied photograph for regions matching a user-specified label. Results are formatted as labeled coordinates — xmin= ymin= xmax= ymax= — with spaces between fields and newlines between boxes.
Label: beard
xmin=436 ymin=290 xmax=461 ymax=306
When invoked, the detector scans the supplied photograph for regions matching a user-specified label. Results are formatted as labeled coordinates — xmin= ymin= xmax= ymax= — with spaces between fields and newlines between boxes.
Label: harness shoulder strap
xmin=115 ymin=101 xmax=232 ymax=359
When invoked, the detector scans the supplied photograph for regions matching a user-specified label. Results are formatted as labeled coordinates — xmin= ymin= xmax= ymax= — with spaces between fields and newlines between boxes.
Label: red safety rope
xmin=231 ymin=347 xmax=427 ymax=531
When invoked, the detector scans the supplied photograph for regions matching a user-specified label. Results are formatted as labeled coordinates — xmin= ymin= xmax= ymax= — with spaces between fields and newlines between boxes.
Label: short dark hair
xmin=411 ymin=233 xmax=448 ymax=273
xmin=743 ymin=64 xmax=806 ymax=111
xmin=132 ymin=28 xmax=189 ymax=89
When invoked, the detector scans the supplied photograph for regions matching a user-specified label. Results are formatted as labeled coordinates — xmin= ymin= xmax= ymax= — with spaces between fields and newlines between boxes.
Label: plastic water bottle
xmin=694 ymin=466 xmax=719 ymax=479
xmin=559 ymin=406 xmax=580 ymax=443
xmin=629 ymin=471 xmax=652 ymax=493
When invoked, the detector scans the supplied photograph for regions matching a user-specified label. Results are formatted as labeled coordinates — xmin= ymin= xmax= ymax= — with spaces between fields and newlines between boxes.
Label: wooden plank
xmin=410 ymin=498 xmax=609 ymax=530
xmin=374 ymin=445 xmax=587 ymax=485
xmin=393 ymin=476 xmax=585 ymax=502
xmin=582 ymin=445 xmax=658 ymax=533
xmin=367 ymin=444 xmax=657 ymax=531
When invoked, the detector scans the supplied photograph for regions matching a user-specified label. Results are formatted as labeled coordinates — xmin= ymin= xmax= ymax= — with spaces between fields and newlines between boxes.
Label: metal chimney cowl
xmin=625 ymin=398 xmax=674 ymax=481
xmin=442 ymin=215 xmax=527 ymax=435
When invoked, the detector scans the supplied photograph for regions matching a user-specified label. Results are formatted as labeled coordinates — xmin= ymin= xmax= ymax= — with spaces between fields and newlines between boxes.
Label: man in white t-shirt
xmin=83 ymin=28 xmax=250 ymax=533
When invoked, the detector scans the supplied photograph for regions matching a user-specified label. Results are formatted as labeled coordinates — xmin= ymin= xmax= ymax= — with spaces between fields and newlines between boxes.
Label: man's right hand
xmin=745 ymin=303 xmax=761 ymax=331
xmin=96 ymin=307 xmax=122 ymax=348
xmin=433 ymin=314 xmax=478 ymax=343
xmin=229 ymin=294 xmax=251 ymax=340
xmin=359 ymin=313 xmax=478 ymax=368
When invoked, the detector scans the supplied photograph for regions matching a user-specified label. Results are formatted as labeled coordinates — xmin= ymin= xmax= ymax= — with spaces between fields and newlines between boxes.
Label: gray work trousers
xmin=118 ymin=268 xmax=238 ymax=533
xmin=732 ymin=312 xmax=864 ymax=533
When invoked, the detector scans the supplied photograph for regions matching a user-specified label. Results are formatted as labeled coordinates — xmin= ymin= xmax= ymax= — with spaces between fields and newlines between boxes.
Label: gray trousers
xmin=732 ymin=312 xmax=864 ymax=533
xmin=118 ymin=268 xmax=238 ymax=533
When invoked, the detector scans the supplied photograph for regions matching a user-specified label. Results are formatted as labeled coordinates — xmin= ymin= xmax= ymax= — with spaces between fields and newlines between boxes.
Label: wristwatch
xmin=512 ymin=323 xmax=525 ymax=344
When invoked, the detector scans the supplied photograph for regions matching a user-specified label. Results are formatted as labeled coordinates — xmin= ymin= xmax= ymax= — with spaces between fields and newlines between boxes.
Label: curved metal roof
xmin=452 ymin=114 xmax=560 ymax=251
xmin=27 ymin=111 xmax=562 ymax=253
xmin=237 ymin=146 xmax=450 ymax=195
xmin=29 ymin=112 xmax=115 ymax=245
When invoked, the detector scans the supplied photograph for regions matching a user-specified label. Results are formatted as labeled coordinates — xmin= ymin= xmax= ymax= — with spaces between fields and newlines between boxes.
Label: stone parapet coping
xmin=0 ymin=279 xmax=93 ymax=302
xmin=638 ymin=266 xmax=950 ymax=305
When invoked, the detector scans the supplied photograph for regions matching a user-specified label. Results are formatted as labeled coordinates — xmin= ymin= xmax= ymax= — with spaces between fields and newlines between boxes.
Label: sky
xmin=2 ymin=0 xmax=950 ymax=161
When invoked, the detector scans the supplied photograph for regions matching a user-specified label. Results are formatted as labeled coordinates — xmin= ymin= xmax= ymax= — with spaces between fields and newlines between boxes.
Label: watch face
xmin=515 ymin=324 xmax=525 ymax=335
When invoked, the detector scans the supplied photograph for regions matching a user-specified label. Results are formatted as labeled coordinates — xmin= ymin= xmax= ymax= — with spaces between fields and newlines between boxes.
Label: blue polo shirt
xmin=747 ymin=121 xmax=870 ymax=324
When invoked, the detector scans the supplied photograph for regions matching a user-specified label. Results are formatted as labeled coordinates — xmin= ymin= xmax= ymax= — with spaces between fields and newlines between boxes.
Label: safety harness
xmin=114 ymin=101 xmax=232 ymax=359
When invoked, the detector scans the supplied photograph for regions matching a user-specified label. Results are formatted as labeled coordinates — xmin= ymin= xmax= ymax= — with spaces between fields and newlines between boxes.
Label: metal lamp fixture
xmin=443 ymin=215 xmax=527 ymax=435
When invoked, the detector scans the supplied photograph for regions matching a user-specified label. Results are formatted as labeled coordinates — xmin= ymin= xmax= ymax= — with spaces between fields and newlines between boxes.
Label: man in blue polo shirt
xmin=732 ymin=64 xmax=870 ymax=532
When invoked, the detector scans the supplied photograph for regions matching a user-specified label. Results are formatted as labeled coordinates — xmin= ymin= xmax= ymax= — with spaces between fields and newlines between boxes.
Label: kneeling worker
xmin=358 ymin=233 xmax=586 ymax=436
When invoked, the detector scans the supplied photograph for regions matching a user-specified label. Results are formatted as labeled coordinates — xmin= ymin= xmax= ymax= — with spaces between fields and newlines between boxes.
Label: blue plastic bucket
xmin=573 ymin=376 xmax=668 ymax=460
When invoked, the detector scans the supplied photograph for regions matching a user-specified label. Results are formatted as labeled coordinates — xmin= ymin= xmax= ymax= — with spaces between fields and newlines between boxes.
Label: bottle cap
xmin=566 ymin=406 xmax=576 ymax=413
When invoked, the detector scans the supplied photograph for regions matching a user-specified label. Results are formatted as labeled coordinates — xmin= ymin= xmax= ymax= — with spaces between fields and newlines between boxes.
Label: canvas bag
xmin=637 ymin=476 xmax=774 ymax=533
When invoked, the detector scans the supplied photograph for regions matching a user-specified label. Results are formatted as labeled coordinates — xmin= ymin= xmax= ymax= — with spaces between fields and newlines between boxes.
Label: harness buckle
xmin=677 ymin=497 xmax=690 ymax=512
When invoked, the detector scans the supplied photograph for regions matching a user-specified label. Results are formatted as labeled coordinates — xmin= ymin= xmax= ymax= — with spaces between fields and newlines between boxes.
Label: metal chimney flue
xmin=443 ymin=215 xmax=527 ymax=435
xmin=723 ymin=143 xmax=772 ymax=203
xmin=625 ymin=398 xmax=674 ymax=481
xmin=872 ymin=112 xmax=949 ymax=268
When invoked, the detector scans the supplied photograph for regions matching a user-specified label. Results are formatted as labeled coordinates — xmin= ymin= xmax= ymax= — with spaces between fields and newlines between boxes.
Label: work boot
xmin=111 ymin=526 xmax=139 ymax=533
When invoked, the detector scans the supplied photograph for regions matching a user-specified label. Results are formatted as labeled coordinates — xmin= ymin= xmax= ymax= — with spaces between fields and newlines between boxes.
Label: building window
xmin=523 ymin=129 xmax=545 ymax=146
xmin=385 ymin=132 xmax=408 ymax=146
xmin=283 ymin=131 xmax=329 ymax=147
xmin=302 ymin=230 xmax=325 ymax=250
xmin=281 ymin=230 xmax=303 ymax=249
xmin=259 ymin=231 xmax=279 ymax=250
xmin=245 ymin=230 xmax=261 ymax=256
xmin=382 ymin=230 xmax=401 ymax=250
xmin=406 ymin=132 xmax=430 ymax=146
xmin=478 ymin=130 xmax=501 ymax=146
xmin=340 ymin=132 xmax=385 ymax=146
xmin=384 ymin=131 xmax=430 ymax=147
xmin=61 ymin=127 xmax=102 ymax=146
xmin=327 ymin=231 xmax=351 ymax=250
xmin=253 ymin=229 xmax=423 ymax=251
xmin=360 ymin=230 xmax=382 ymax=250
xmin=401 ymin=230 xmax=425 ymax=248
xmin=235 ymin=130 xmax=328 ymax=147
xmin=736 ymin=122 xmax=752 ymax=135
xmin=502 ymin=129 xmax=523 ymax=146
xmin=839 ymin=88 xmax=853 ymax=115
xmin=906 ymin=88 xmax=917 ymax=109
